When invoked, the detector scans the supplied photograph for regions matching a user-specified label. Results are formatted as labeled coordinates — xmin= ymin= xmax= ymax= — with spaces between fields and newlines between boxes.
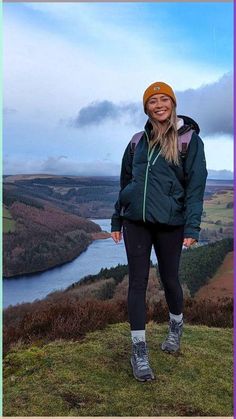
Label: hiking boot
xmin=131 ymin=340 xmax=155 ymax=382
xmin=161 ymin=319 xmax=183 ymax=353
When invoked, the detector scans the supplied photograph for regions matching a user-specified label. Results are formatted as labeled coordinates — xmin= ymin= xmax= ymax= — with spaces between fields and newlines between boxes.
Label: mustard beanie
xmin=143 ymin=82 xmax=176 ymax=112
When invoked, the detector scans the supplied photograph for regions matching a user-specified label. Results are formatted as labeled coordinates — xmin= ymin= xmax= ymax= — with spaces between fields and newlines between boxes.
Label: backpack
xmin=130 ymin=128 xmax=194 ymax=160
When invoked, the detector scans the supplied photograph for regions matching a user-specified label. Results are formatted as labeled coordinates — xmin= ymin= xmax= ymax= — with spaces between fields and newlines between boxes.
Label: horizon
xmin=3 ymin=172 xmax=234 ymax=181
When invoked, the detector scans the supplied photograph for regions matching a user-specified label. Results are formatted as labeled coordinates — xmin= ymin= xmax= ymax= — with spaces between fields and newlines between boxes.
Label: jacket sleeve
xmin=183 ymin=132 xmax=208 ymax=241
xmin=111 ymin=143 xmax=133 ymax=232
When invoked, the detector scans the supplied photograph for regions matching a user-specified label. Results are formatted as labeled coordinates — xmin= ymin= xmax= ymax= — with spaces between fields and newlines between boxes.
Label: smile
xmin=154 ymin=110 xmax=167 ymax=115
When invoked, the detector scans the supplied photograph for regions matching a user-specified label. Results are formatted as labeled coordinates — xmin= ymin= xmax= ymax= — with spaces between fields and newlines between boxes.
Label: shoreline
xmin=3 ymin=231 xmax=111 ymax=280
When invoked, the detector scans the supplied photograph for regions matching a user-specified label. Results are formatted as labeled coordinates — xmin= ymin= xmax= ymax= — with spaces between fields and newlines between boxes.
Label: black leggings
xmin=123 ymin=219 xmax=184 ymax=330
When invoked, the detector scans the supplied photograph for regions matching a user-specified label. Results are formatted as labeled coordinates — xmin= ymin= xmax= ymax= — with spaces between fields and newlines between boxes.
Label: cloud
xmin=4 ymin=156 xmax=120 ymax=176
xmin=72 ymin=72 xmax=233 ymax=137
xmin=73 ymin=101 xmax=141 ymax=127
xmin=177 ymin=72 xmax=233 ymax=136
xmin=4 ymin=4 xmax=229 ymax=122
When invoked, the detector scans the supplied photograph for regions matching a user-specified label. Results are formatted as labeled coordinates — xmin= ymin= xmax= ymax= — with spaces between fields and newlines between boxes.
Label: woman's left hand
xmin=183 ymin=238 xmax=197 ymax=247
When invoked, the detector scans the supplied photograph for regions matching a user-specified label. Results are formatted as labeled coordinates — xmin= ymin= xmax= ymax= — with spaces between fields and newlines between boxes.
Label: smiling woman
xmin=111 ymin=80 xmax=208 ymax=382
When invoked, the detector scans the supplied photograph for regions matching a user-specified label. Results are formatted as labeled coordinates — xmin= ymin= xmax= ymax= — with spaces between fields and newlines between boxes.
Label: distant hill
xmin=3 ymin=175 xmax=233 ymax=276
xmin=3 ymin=174 xmax=233 ymax=221
xmin=207 ymin=169 xmax=233 ymax=180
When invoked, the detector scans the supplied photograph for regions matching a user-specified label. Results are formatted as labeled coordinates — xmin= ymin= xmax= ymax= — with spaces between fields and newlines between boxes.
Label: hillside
xmin=3 ymin=201 xmax=102 ymax=278
xmin=4 ymin=238 xmax=233 ymax=356
xmin=3 ymin=175 xmax=118 ymax=219
xmin=195 ymin=251 xmax=233 ymax=301
xmin=3 ymin=322 xmax=233 ymax=416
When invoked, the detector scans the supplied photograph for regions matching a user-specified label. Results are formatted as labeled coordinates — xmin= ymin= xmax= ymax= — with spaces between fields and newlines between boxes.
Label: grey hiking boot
xmin=161 ymin=319 xmax=183 ymax=353
xmin=131 ymin=340 xmax=155 ymax=382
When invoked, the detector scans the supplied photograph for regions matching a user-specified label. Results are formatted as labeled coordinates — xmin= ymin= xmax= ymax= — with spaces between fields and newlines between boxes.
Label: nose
xmin=155 ymin=99 xmax=163 ymax=108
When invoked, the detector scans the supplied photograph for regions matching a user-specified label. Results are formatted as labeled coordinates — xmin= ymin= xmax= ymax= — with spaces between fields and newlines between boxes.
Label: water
xmin=3 ymin=219 xmax=158 ymax=308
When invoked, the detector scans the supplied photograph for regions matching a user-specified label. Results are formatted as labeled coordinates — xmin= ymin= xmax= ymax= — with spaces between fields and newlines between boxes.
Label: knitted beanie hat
xmin=143 ymin=82 xmax=176 ymax=112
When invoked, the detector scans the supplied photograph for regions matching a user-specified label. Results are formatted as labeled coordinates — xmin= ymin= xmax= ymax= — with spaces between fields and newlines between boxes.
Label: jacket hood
xmin=177 ymin=115 xmax=200 ymax=135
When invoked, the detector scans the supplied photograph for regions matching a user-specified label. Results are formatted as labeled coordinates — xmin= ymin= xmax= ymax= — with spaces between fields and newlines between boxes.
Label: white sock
xmin=131 ymin=330 xmax=146 ymax=343
xmin=169 ymin=312 xmax=183 ymax=323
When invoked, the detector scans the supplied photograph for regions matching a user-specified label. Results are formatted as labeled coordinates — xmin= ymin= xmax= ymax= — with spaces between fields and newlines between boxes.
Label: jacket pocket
xmin=120 ymin=182 xmax=135 ymax=206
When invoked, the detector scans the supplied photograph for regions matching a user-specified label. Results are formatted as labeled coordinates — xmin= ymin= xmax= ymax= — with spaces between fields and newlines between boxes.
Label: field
xmin=201 ymin=189 xmax=233 ymax=237
xmin=4 ymin=322 xmax=232 ymax=416
xmin=203 ymin=189 xmax=233 ymax=224
xmin=3 ymin=205 xmax=16 ymax=233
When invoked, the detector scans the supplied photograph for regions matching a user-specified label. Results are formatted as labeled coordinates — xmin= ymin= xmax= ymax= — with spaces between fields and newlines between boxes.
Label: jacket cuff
xmin=184 ymin=226 xmax=200 ymax=241
xmin=111 ymin=216 xmax=123 ymax=232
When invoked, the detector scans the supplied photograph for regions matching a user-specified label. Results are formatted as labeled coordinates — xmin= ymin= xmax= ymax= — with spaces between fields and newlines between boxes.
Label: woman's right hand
xmin=111 ymin=231 xmax=123 ymax=243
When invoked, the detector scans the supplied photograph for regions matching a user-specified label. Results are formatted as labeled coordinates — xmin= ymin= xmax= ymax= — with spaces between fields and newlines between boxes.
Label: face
xmin=145 ymin=94 xmax=173 ymax=123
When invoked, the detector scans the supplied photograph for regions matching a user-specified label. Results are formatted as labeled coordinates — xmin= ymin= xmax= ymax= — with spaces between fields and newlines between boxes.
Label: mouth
xmin=154 ymin=110 xmax=167 ymax=115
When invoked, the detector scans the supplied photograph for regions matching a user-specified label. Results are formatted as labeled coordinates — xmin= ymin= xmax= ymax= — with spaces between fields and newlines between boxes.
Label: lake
xmin=3 ymin=219 xmax=159 ymax=308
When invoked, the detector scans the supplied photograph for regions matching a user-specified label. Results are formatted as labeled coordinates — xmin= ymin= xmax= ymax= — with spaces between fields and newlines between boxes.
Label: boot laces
xmin=166 ymin=320 xmax=182 ymax=345
xmin=133 ymin=341 xmax=150 ymax=371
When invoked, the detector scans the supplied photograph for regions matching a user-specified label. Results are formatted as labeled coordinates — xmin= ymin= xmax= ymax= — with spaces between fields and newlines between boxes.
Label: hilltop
xmin=3 ymin=322 xmax=233 ymax=416
xmin=4 ymin=239 xmax=233 ymax=416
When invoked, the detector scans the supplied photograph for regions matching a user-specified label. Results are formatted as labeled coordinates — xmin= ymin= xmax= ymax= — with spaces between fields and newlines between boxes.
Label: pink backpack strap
xmin=178 ymin=129 xmax=194 ymax=154
xmin=130 ymin=128 xmax=194 ymax=155
xmin=130 ymin=131 xmax=144 ymax=154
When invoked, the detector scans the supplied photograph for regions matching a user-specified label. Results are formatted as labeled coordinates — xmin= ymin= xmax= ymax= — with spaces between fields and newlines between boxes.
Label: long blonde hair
xmin=147 ymin=106 xmax=180 ymax=166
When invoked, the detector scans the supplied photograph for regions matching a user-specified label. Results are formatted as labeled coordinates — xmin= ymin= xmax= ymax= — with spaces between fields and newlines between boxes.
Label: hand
xmin=183 ymin=238 xmax=197 ymax=248
xmin=111 ymin=231 xmax=123 ymax=243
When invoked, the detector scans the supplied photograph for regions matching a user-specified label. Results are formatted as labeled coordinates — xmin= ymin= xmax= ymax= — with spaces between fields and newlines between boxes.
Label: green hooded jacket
xmin=111 ymin=117 xmax=208 ymax=241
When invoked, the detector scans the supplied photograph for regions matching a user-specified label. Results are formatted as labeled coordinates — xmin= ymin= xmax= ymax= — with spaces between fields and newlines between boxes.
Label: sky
xmin=3 ymin=2 xmax=234 ymax=176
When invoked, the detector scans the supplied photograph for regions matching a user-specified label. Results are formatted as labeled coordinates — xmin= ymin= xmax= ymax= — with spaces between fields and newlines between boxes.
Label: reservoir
xmin=3 ymin=219 xmax=158 ymax=308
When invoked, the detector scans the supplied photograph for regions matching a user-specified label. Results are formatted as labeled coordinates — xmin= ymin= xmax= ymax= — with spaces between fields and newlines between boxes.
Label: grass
xmin=203 ymin=190 xmax=233 ymax=224
xmin=3 ymin=206 xmax=16 ymax=233
xmin=4 ymin=322 xmax=233 ymax=416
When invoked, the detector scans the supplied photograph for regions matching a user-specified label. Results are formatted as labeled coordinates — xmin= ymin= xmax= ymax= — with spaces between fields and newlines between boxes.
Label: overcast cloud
xmin=73 ymin=72 xmax=233 ymax=137
xmin=177 ymin=72 xmax=233 ymax=136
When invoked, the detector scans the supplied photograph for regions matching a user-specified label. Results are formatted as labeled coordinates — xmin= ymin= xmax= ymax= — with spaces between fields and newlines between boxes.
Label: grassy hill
xmin=4 ymin=322 xmax=233 ymax=416
xmin=201 ymin=189 xmax=233 ymax=240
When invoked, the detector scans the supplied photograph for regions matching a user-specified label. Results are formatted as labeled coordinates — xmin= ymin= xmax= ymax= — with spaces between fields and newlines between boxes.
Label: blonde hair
xmin=147 ymin=106 xmax=180 ymax=166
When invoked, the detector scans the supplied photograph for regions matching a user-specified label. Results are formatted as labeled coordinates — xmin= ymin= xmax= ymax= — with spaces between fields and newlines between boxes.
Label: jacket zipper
xmin=152 ymin=149 xmax=162 ymax=166
xmin=142 ymin=130 xmax=161 ymax=222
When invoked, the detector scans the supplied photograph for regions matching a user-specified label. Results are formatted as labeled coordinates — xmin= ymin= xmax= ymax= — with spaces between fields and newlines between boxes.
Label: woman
xmin=111 ymin=81 xmax=207 ymax=382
